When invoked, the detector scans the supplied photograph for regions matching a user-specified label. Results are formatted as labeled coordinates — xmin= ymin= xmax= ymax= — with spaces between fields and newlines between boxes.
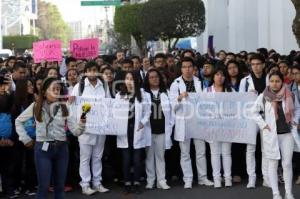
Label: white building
xmin=1 ymin=0 xmax=37 ymax=36
xmin=197 ymin=0 xmax=298 ymax=54
xmin=68 ymin=21 xmax=83 ymax=40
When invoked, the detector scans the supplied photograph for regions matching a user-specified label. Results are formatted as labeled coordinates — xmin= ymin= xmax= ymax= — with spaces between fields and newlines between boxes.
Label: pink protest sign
xmin=70 ymin=38 xmax=99 ymax=60
xmin=33 ymin=40 xmax=62 ymax=63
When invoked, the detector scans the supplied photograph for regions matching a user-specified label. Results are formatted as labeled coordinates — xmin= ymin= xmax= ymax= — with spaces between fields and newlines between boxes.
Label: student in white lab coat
xmin=170 ymin=57 xmax=213 ymax=189
xmin=115 ymin=71 xmax=151 ymax=195
xmin=239 ymin=53 xmax=268 ymax=188
xmin=252 ymin=71 xmax=300 ymax=199
xmin=205 ymin=66 xmax=233 ymax=188
xmin=143 ymin=68 xmax=174 ymax=190
xmin=71 ymin=61 xmax=109 ymax=196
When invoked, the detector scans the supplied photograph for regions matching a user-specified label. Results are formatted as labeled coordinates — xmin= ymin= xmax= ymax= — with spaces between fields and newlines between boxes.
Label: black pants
xmin=65 ymin=135 xmax=80 ymax=187
xmin=13 ymin=141 xmax=37 ymax=191
xmin=102 ymin=135 xmax=123 ymax=181
xmin=294 ymin=152 xmax=300 ymax=177
xmin=165 ymin=131 xmax=182 ymax=180
xmin=0 ymin=146 xmax=16 ymax=195
xmin=121 ymin=148 xmax=143 ymax=183
xmin=232 ymin=143 xmax=247 ymax=178
xmin=23 ymin=147 xmax=37 ymax=190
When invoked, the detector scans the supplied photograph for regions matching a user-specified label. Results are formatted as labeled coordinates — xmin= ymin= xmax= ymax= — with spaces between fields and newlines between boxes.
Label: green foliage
xmin=3 ymin=35 xmax=40 ymax=50
xmin=36 ymin=0 xmax=72 ymax=46
xmin=114 ymin=3 xmax=147 ymax=55
xmin=114 ymin=0 xmax=206 ymax=52
xmin=142 ymin=0 xmax=205 ymax=49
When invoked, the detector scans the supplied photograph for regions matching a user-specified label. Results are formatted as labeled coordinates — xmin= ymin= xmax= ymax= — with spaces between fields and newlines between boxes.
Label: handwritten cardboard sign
xmin=33 ymin=40 xmax=62 ymax=63
xmin=70 ymin=38 xmax=99 ymax=60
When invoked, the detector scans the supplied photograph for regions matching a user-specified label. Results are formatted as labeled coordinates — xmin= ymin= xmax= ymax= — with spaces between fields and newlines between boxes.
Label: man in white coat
xmin=170 ymin=57 xmax=213 ymax=189
xmin=239 ymin=53 xmax=268 ymax=188
xmin=71 ymin=61 xmax=109 ymax=195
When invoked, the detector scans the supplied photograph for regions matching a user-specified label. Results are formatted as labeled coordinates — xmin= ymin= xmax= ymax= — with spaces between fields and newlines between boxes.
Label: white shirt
xmin=151 ymin=89 xmax=159 ymax=98
xmin=71 ymin=78 xmax=106 ymax=98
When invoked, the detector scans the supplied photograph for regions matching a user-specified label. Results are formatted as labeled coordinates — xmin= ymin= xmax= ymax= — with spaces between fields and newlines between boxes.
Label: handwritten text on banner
xmin=72 ymin=97 xmax=129 ymax=135
xmin=184 ymin=93 xmax=258 ymax=145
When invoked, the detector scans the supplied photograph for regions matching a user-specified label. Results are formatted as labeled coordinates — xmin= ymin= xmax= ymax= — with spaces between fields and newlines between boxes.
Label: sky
xmin=44 ymin=0 xmax=115 ymax=24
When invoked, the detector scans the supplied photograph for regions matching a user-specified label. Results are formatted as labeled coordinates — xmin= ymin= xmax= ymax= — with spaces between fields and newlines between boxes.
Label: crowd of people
xmin=0 ymin=47 xmax=300 ymax=199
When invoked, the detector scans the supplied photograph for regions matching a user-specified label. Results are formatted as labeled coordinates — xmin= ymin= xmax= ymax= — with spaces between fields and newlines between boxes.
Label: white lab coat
xmin=239 ymin=74 xmax=269 ymax=93
xmin=115 ymin=89 xmax=152 ymax=149
xmin=251 ymin=94 xmax=300 ymax=160
xmin=169 ymin=76 xmax=202 ymax=142
xmin=71 ymin=78 xmax=106 ymax=145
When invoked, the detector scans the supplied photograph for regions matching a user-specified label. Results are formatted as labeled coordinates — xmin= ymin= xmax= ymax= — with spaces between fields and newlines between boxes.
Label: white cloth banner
xmin=72 ymin=97 xmax=129 ymax=135
xmin=184 ymin=93 xmax=258 ymax=145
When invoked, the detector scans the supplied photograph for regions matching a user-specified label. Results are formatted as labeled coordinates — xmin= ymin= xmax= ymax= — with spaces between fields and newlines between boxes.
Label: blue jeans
xmin=34 ymin=142 xmax=69 ymax=199
xmin=121 ymin=148 xmax=143 ymax=183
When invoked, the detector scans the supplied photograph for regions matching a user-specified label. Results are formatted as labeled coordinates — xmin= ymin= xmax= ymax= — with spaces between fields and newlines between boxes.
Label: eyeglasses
xmin=292 ymin=72 xmax=300 ymax=75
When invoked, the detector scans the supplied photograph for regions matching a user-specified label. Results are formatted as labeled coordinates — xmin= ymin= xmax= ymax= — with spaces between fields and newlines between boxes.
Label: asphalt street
xmin=17 ymin=181 xmax=300 ymax=199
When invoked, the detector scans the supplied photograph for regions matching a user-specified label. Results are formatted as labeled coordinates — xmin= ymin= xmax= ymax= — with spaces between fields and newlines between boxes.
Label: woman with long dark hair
xmin=15 ymin=78 xmax=86 ymax=199
xmin=116 ymin=71 xmax=151 ymax=195
xmin=206 ymin=66 xmax=233 ymax=188
xmin=12 ymin=79 xmax=36 ymax=195
xmin=143 ymin=68 xmax=173 ymax=190
xmin=226 ymin=60 xmax=243 ymax=92
xmin=225 ymin=61 xmax=245 ymax=183
xmin=252 ymin=71 xmax=300 ymax=199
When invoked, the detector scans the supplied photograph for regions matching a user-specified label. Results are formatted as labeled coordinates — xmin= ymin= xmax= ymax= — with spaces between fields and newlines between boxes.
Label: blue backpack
xmin=23 ymin=117 xmax=36 ymax=139
xmin=0 ymin=113 xmax=12 ymax=139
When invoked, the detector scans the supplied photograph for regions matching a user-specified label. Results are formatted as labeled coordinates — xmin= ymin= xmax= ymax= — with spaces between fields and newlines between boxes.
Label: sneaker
xmin=225 ymin=179 xmax=232 ymax=187
xmin=82 ymin=187 xmax=96 ymax=196
xmin=13 ymin=189 xmax=20 ymax=195
xmin=232 ymin=176 xmax=242 ymax=183
xmin=247 ymin=177 xmax=256 ymax=189
xmin=123 ymin=185 xmax=131 ymax=195
xmin=157 ymin=182 xmax=170 ymax=190
xmin=295 ymin=176 xmax=300 ymax=185
xmin=184 ymin=182 xmax=192 ymax=189
xmin=198 ymin=178 xmax=214 ymax=186
xmin=214 ymin=178 xmax=222 ymax=188
xmin=285 ymin=193 xmax=295 ymax=199
xmin=24 ymin=189 xmax=36 ymax=196
xmin=145 ymin=183 xmax=154 ymax=190
xmin=273 ymin=194 xmax=282 ymax=199
xmin=93 ymin=185 xmax=109 ymax=193
xmin=8 ymin=192 xmax=19 ymax=199
xmin=64 ymin=185 xmax=73 ymax=192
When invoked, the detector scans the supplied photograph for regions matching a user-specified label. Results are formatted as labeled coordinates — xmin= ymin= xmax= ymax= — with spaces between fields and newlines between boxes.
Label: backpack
xmin=0 ymin=113 xmax=12 ymax=139
xmin=23 ymin=117 xmax=36 ymax=139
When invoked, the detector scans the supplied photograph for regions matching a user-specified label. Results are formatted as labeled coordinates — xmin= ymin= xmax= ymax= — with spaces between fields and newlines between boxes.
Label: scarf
xmin=251 ymin=72 xmax=266 ymax=94
xmin=263 ymin=85 xmax=294 ymax=123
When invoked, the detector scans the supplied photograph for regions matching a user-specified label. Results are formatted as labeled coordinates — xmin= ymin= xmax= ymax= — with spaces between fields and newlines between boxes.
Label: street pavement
xmin=18 ymin=181 xmax=300 ymax=199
